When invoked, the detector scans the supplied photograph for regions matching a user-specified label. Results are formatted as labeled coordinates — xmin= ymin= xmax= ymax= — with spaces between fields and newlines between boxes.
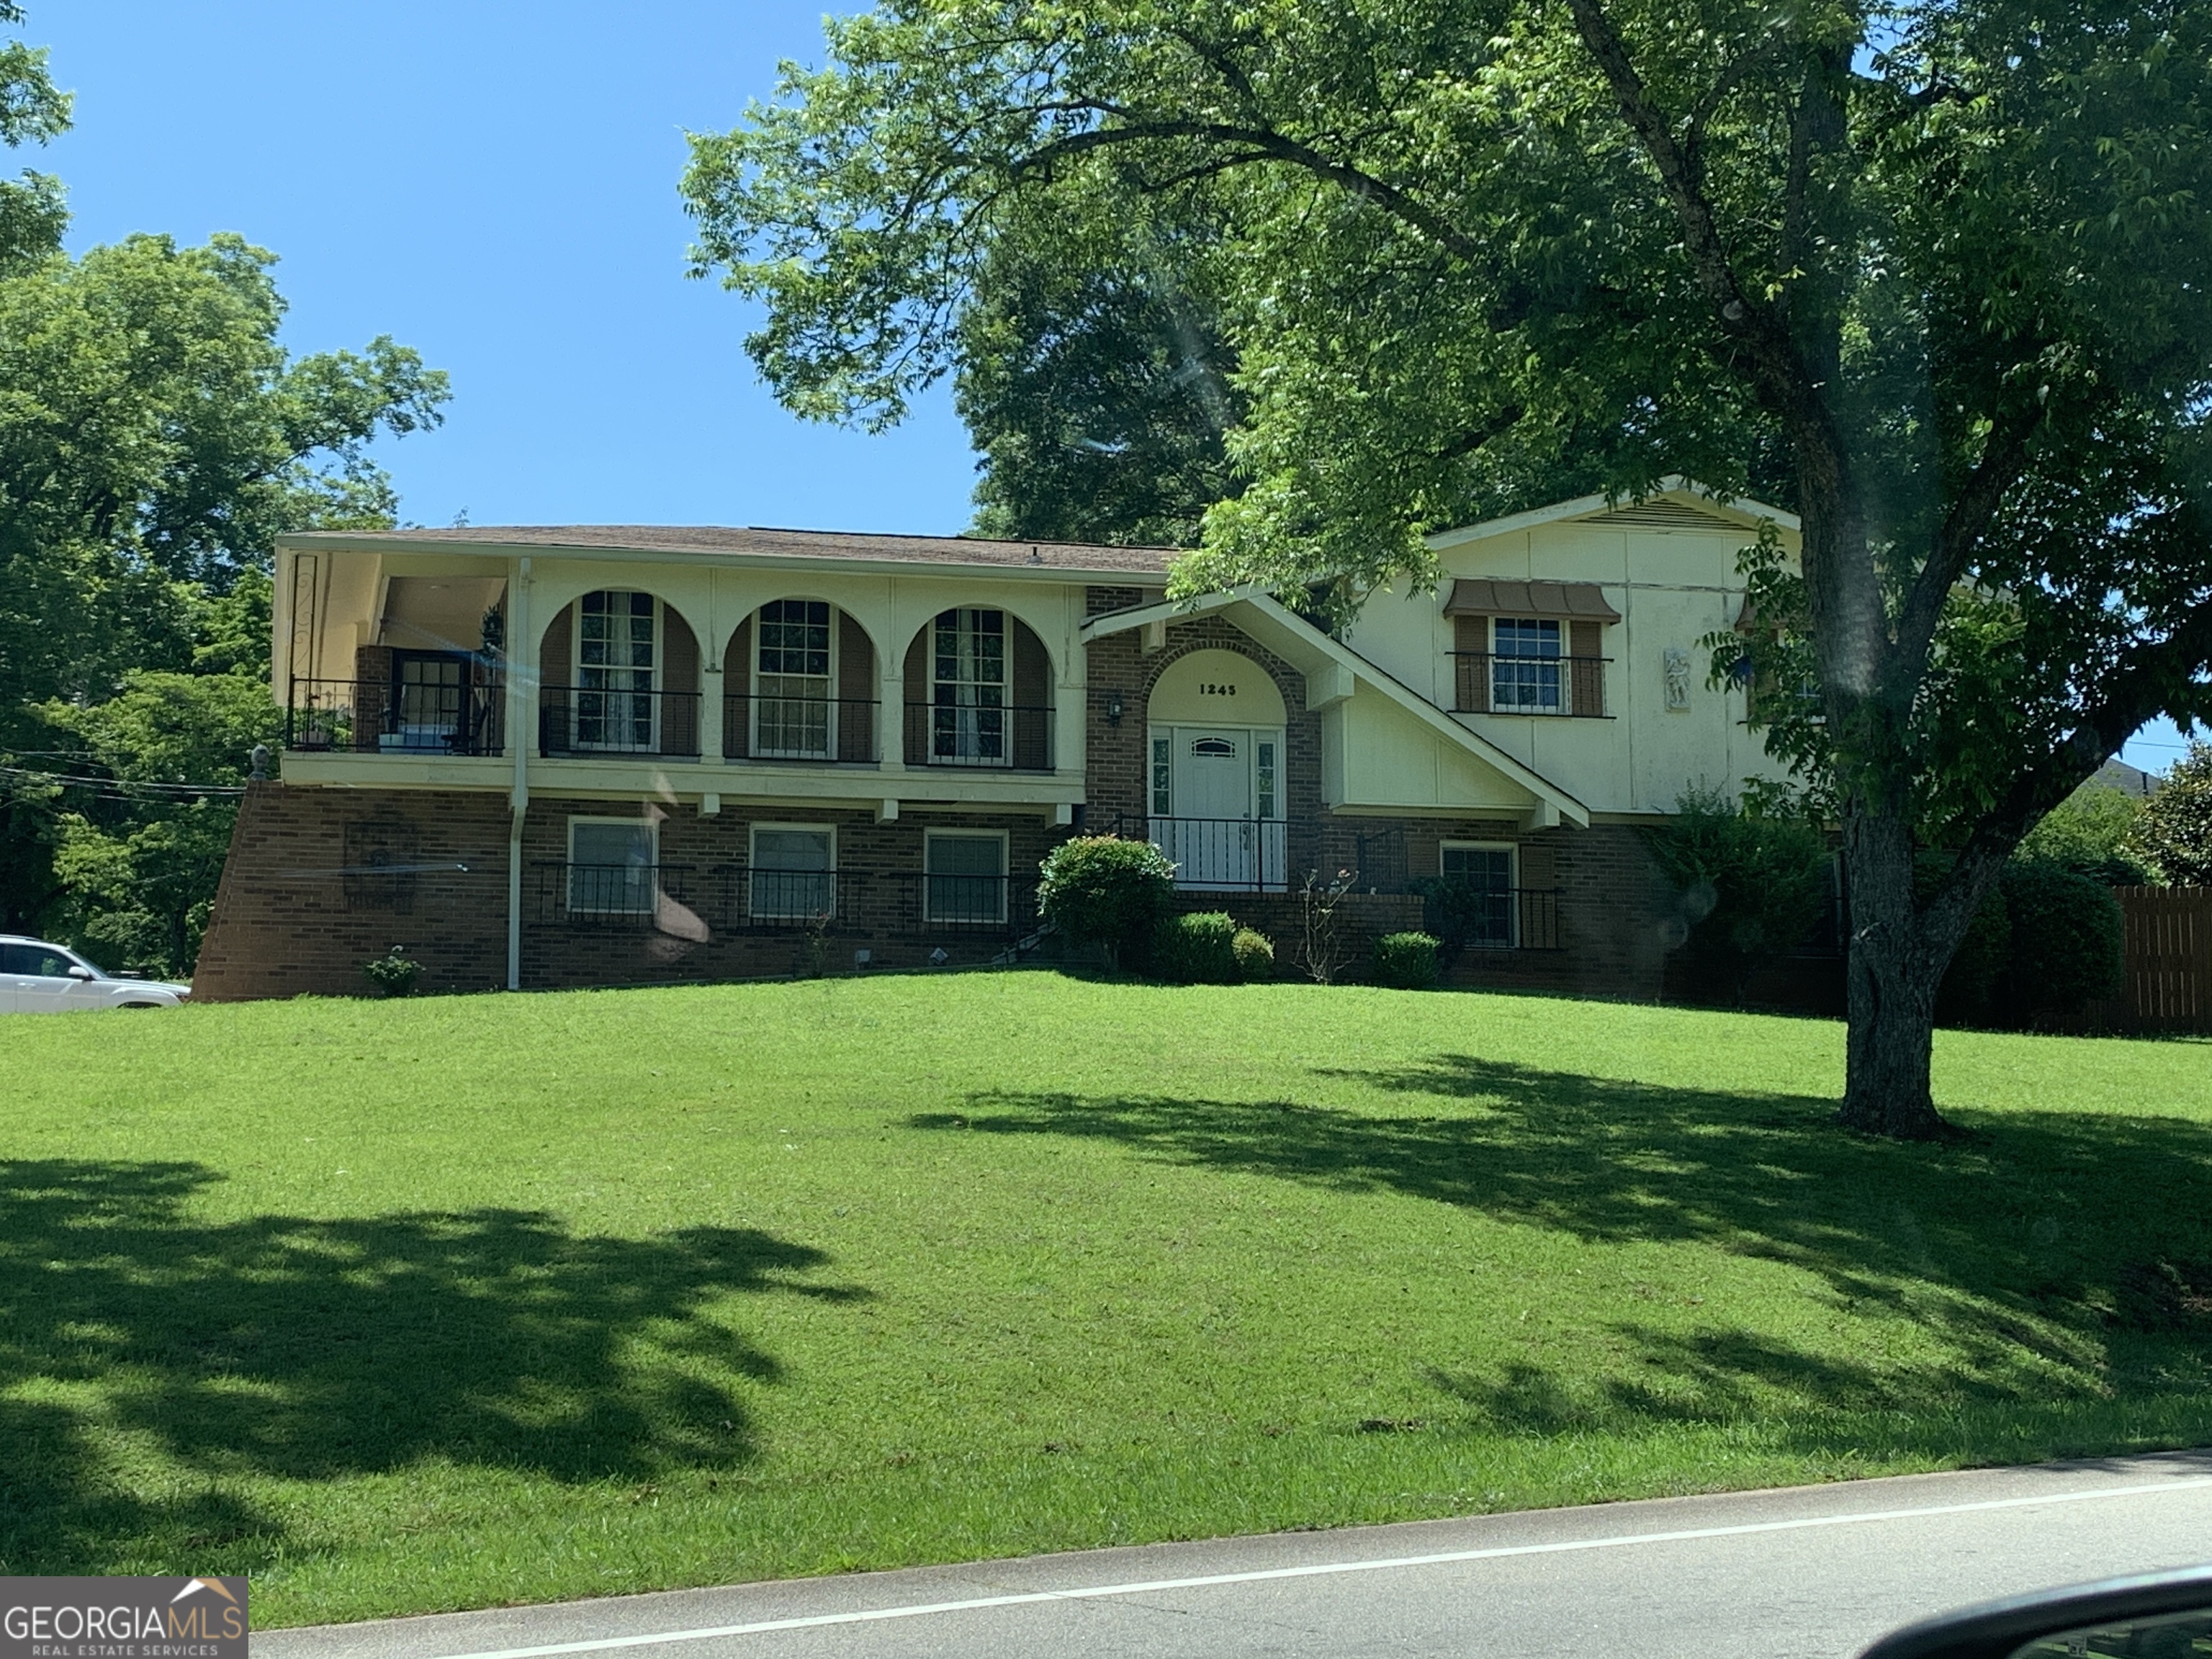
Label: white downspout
xmin=507 ymin=555 xmax=532 ymax=991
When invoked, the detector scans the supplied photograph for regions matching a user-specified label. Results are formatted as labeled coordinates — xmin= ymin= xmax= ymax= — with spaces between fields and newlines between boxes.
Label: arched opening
xmin=538 ymin=590 xmax=701 ymax=757
xmin=900 ymin=608 xmax=1054 ymax=770
xmin=721 ymin=601 xmax=878 ymax=762
xmin=1144 ymin=647 xmax=1290 ymax=890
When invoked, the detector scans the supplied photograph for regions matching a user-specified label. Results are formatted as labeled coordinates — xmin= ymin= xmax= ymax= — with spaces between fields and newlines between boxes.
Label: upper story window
xmin=1444 ymin=580 xmax=1617 ymax=719
xmin=932 ymin=607 xmax=1006 ymax=762
xmin=1491 ymin=618 xmax=1563 ymax=713
xmin=575 ymin=590 xmax=657 ymax=749
xmin=755 ymin=599 xmax=834 ymax=757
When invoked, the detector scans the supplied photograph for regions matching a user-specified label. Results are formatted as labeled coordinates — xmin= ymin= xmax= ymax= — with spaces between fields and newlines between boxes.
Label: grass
xmin=2 ymin=973 xmax=2210 ymax=1627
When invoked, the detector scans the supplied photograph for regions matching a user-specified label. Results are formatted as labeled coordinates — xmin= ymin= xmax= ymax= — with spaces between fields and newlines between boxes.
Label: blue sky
xmin=27 ymin=1 xmax=2198 ymax=773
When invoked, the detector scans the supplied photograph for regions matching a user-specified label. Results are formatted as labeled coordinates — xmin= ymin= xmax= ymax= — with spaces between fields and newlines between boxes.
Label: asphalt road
xmin=258 ymin=1449 xmax=2212 ymax=1659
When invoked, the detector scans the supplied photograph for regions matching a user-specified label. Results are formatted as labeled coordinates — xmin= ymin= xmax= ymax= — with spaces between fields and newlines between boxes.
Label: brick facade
xmin=193 ymin=783 xmax=511 ymax=1001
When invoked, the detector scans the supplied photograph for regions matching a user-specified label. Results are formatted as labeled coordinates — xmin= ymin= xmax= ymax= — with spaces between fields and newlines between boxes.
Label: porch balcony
xmin=284 ymin=675 xmax=505 ymax=757
xmin=901 ymin=701 xmax=1055 ymax=770
xmin=538 ymin=685 xmax=701 ymax=759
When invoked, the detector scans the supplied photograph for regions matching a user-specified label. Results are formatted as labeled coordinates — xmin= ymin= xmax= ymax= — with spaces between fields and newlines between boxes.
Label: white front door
xmin=1161 ymin=727 xmax=1284 ymax=889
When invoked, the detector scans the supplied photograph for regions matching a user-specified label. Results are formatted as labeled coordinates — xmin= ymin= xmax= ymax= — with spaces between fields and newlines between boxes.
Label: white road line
xmin=424 ymin=1475 xmax=2212 ymax=1659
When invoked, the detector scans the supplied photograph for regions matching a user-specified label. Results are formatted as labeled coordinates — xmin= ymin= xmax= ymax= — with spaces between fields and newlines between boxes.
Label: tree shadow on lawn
xmin=0 ymin=1159 xmax=864 ymax=1575
xmin=917 ymin=1056 xmax=2212 ymax=1447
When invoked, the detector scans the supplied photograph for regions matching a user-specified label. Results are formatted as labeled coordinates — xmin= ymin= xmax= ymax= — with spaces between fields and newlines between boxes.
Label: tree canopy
xmin=0 ymin=5 xmax=449 ymax=969
xmin=685 ymin=0 xmax=2212 ymax=1136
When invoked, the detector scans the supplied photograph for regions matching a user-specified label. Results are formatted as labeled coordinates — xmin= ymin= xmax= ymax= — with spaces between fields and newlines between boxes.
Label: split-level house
xmin=192 ymin=484 xmax=1800 ymax=999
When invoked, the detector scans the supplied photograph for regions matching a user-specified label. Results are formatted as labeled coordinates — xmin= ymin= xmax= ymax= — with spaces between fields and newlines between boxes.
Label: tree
xmin=2135 ymin=741 xmax=2212 ymax=886
xmin=957 ymin=183 xmax=1244 ymax=546
xmin=684 ymin=0 xmax=2212 ymax=1138
xmin=2017 ymin=783 xmax=2155 ymax=886
xmin=0 ymin=5 xmax=449 ymax=958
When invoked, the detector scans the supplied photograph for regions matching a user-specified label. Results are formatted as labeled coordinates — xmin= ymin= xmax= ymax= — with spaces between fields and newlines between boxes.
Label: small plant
xmin=1231 ymin=927 xmax=1275 ymax=981
xmin=1151 ymin=911 xmax=1240 ymax=984
xmin=1296 ymin=868 xmax=1357 ymax=984
xmin=361 ymin=945 xmax=420 ymax=998
xmin=1037 ymin=835 xmax=1178 ymax=970
xmin=1371 ymin=931 xmax=1442 ymax=989
xmin=804 ymin=910 xmax=834 ymax=979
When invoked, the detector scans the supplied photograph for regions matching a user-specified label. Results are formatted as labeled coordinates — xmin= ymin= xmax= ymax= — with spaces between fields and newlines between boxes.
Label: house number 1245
xmin=1200 ymin=682 xmax=1237 ymax=696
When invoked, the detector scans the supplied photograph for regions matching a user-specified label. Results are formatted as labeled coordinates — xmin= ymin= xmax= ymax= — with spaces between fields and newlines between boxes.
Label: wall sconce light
xmin=1105 ymin=692 xmax=1125 ymax=726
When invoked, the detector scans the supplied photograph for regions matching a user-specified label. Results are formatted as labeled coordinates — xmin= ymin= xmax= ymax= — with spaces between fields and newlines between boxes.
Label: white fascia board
xmin=274 ymin=534 xmax=1166 ymax=588
xmin=1090 ymin=588 xmax=1588 ymax=827
xmin=1424 ymin=476 xmax=1800 ymax=552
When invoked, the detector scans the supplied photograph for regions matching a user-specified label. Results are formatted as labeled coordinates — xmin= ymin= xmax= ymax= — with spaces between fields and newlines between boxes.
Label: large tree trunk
xmin=1835 ymin=805 xmax=1956 ymax=1139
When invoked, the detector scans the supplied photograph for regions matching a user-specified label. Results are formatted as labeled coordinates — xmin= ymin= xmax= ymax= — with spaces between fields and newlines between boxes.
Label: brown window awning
xmin=1444 ymin=580 xmax=1620 ymax=622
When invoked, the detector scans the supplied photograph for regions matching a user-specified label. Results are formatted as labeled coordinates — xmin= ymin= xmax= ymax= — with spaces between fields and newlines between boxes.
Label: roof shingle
xmin=292 ymin=523 xmax=1180 ymax=575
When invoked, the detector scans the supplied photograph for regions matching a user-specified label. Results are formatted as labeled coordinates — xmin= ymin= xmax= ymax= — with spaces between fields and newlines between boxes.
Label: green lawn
xmin=3 ymin=974 xmax=2210 ymax=1627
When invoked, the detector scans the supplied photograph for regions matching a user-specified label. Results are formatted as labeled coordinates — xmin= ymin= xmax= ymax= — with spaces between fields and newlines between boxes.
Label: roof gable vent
xmin=1584 ymin=498 xmax=1741 ymax=530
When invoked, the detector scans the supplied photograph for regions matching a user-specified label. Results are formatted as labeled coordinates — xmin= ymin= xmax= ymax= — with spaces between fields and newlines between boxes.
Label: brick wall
xmin=195 ymin=780 xmax=1081 ymax=999
xmin=192 ymin=782 xmax=511 ymax=1000
xmin=519 ymin=798 xmax=1069 ymax=989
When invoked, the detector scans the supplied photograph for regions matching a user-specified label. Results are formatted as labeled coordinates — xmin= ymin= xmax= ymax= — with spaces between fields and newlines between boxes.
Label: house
xmin=191 ymin=484 xmax=1801 ymax=999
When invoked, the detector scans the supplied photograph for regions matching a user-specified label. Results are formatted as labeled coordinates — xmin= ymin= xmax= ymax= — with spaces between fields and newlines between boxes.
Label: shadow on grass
xmin=0 ymin=1160 xmax=863 ymax=1574
xmin=916 ymin=1055 xmax=2212 ymax=1447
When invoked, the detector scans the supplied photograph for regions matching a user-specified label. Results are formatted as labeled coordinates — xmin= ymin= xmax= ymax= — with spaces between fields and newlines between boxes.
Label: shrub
xmin=1037 ymin=835 xmax=1177 ymax=969
xmin=1999 ymin=860 xmax=2124 ymax=1024
xmin=1231 ymin=927 xmax=1275 ymax=981
xmin=1370 ymin=931 xmax=1442 ymax=989
xmin=1151 ymin=911 xmax=1240 ymax=984
xmin=360 ymin=946 xmax=420 ymax=999
xmin=2018 ymin=782 xmax=2154 ymax=885
xmin=1643 ymin=788 xmax=1830 ymax=1002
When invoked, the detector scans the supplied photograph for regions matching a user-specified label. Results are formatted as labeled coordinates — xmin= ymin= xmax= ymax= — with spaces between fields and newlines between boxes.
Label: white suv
xmin=0 ymin=937 xmax=192 ymax=1012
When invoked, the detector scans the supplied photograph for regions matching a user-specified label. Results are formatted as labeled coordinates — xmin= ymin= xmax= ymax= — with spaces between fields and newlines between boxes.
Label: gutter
xmin=507 ymin=555 xmax=531 ymax=992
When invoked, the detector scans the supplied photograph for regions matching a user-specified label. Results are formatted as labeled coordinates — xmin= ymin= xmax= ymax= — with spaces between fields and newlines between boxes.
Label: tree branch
xmin=1891 ymin=405 xmax=2043 ymax=675
xmin=1008 ymin=116 xmax=1492 ymax=268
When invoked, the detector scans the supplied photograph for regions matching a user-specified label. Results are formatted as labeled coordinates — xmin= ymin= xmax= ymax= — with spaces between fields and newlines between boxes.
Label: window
xmin=569 ymin=819 xmax=656 ymax=914
xmin=389 ymin=652 xmax=466 ymax=750
xmin=925 ymin=831 xmax=1007 ymax=924
xmin=1491 ymin=618 xmax=1563 ymax=714
xmin=755 ymin=600 xmax=833 ymax=757
xmin=576 ymin=590 xmax=657 ymax=749
xmin=1256 ymin=738 xmax=1278 ymax=820
xmin=931 ymin=608 xmax=1006 ymax=762
xmin=0 ymin=942 xmax=83 ymax=977
xmin=750 ymin=826 xmax=835 ymax=921
xmin=1442 ymin=842 xmax=1516 ymax=947
xmin=1151 ymin=734 xmax=1172 ymax=816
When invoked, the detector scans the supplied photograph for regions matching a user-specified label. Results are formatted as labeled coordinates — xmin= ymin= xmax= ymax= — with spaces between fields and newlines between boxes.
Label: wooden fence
xmin=2110 ymin=886 xmax=2212 ymax=1033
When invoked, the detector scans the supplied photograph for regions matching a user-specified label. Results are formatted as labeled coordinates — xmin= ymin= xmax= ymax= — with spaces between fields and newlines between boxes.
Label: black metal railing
xmin=1418 ymin=883 xmax=1563 ymax=950
xmin=1451 ymin=652 xmax=1609 ymax=717
xmin=721 ymin=693 xmax=879 ymax=763
xmin=902 ymin=701 xmax=1054 ymax=770
xmin=886 ymin=872 xmax=1041 ymax=932
xmin=539 ymin=686 xmax=701 ymax=757
xmin=739 ymin=868 xmax=856 ymax=925
xmin=533 ymin=861 xmax=704 ymax=926
xmin=529 ymin=864 xmax=1040 ymax=938
xmin=1112 ymin=814 xmax=1291 ymax=891
xmin=284 ymin=677 xmax=505 ymax=755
